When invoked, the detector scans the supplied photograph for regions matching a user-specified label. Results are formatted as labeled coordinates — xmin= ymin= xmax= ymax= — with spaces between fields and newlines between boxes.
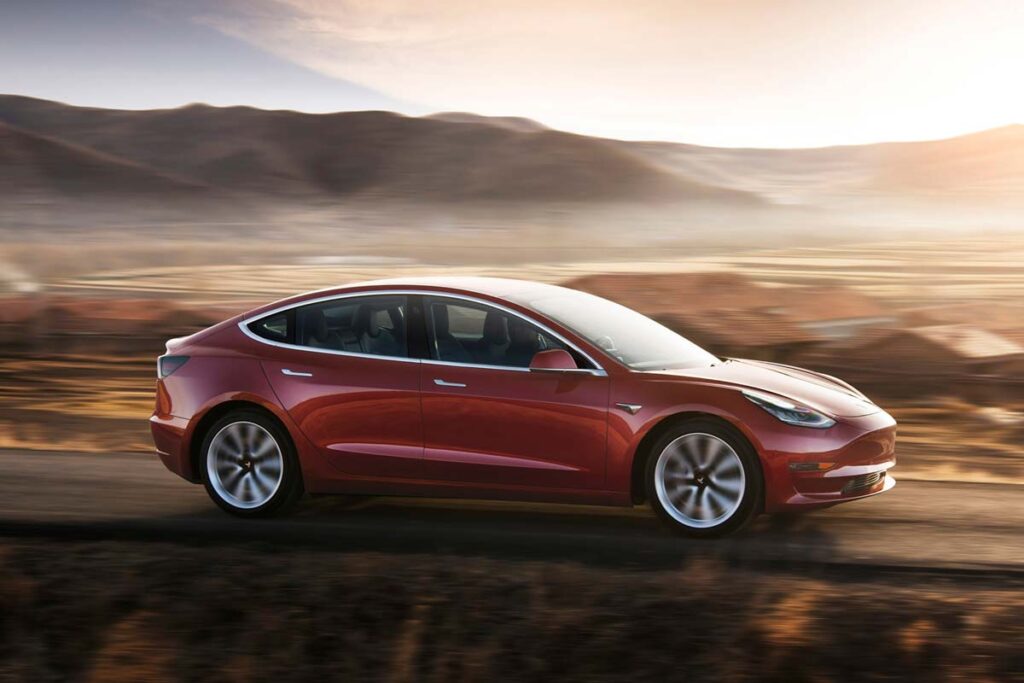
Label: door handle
xmin=282 ymin=368 xmax=313 ymax=377
xmin=433 ymin=378 xmax=467 ymax=388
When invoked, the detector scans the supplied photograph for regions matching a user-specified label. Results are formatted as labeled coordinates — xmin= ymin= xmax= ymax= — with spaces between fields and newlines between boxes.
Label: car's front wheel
xmin=645 ymin=419 xmax=762 ymax=537
xmin=200 ymin=410 xmax=303 ymax=517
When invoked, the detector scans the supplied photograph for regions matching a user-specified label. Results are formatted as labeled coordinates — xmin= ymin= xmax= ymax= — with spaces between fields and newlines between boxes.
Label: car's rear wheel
xmin=645 ymin=419 xmax=762 ymax=538
xmin=200 ymin=410 xmax=303 ymax=517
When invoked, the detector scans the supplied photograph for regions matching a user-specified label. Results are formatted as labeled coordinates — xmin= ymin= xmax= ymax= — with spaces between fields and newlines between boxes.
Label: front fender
xmin=606 ymin=377 xmax=771 ymax=499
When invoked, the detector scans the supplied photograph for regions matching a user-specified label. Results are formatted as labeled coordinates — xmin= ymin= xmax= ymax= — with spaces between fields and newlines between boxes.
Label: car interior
xmin=254 ymin=296 xmax=584 ymax=368
xmin=297 ymin=299 xmax=407 ymax=357
xmin=429 ymin=301 xmax=571 ymax=368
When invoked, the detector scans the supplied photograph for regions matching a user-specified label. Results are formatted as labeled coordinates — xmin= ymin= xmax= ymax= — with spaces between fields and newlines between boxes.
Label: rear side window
xmin=294 ymin=295 xmax=408 ymax=358
xmin=248 ymin=312 xmax=289 ymax=343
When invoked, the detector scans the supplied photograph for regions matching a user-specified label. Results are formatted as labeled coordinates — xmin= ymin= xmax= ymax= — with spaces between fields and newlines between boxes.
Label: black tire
xmin=199 ymin=409 xmax=304 ymax=517
xmin=645 ymin=418 xmax=762 ymax=538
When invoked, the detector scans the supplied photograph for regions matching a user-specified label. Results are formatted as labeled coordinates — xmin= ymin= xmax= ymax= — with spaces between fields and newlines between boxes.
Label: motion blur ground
xmin=0 ymin=539 xmax=1022 ymax=682
xmin=0 ymin=449 xmax=1022 ymax=681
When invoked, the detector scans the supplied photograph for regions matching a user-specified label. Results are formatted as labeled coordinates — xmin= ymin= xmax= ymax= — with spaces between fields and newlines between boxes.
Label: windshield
xmin=509 ymin=288 xmax=719 ymax=371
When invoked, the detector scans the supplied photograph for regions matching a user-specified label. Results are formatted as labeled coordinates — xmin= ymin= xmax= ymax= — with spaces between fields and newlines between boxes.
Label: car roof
xmin=348 ymin=276 xmax=565 ymax=299
xmin=242 ymin=277 xmax=582 ymax=320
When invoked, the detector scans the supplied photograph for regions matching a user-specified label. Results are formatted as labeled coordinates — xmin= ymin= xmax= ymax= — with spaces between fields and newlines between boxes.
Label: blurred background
xmin=1 ymin=1 xmax=1023 ymax=681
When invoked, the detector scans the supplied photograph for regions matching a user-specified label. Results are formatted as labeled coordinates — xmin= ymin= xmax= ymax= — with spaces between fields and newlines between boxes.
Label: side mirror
xmin=529 ymin=349 xmax=578 ymax=372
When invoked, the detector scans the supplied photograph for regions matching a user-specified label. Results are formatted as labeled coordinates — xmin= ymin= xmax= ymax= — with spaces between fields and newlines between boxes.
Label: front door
xmin=418 ymin=296 xmax=609 ymax=491
xmin=258 ymin=294 xmax=423 ymax=481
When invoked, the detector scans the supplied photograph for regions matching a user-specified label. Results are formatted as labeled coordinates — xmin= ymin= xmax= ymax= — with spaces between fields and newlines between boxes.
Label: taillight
xmin=158 ymin=355 xmax=189 ymax=378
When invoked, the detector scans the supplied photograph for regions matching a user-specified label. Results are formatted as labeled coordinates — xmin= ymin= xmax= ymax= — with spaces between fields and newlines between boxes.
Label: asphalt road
xmin=1 ymin=449 xmax=1021 ymax=576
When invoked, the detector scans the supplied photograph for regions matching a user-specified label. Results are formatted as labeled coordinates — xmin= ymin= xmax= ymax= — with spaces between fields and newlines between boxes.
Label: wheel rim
xmin=207 ymin=421 xmax=284 ymax=510
xmin=654 ymin=433 xmax=746 ymax=529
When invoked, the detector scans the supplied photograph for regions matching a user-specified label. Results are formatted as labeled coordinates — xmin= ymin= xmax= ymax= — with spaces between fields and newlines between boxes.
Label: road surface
xmin=1 ymin=449 xmax=1020 ymax=576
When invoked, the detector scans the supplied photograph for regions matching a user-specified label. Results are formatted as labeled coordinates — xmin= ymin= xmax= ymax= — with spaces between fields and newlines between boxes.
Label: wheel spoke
xmin=253 ymin=438 xmax=276 ymax=460
xmin=697 ymin=436 xmax=719 ymax=469
xmin=711 ymin=476 xmax=743 ymax=496
xmin=249 ymin=472 xmax=268 ymax=498
xmin=217 ymin=460 xmax=240 ymax=477
xmin=664 ymin=471 xmax=687 ymax=485
xmin=688 ymin=489 xmax=704 ymax=520
xmin=221 ymin=467 xmax=244 ymax=494
xmin=225 ymin=423 xmax=243 ymax=452
xmin=705 ymin=487 xmax=729 ymax=514
xmin=255 ymin=469 xmax=278 ymax=493
xmin=258 ymin=457 xmax=282 ymax=473
xmin=710 ymin=458 xmax=740 ymax=478
xmin=681 ymin=439 xmax=702 ymax=470
xmin=673 ymin=486 xmax=695 ymax=510
xmin=218 ymin=443 xmax=242 ymax=461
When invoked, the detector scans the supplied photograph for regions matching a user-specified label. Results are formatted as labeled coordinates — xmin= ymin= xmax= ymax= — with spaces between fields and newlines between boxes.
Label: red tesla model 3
xmin=150 ymin=277 xmax=895 ymax=537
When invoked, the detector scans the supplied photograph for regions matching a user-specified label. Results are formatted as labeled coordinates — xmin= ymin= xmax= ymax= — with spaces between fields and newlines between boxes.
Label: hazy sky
xmin=2 ymin=0 xmax=1022 ymax=147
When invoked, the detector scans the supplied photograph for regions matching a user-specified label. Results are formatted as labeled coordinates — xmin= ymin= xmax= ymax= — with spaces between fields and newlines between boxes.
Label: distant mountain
xmin=0 ymin=95 xmax=758 ymax=204
xmin=624 ymin=126 xmax=1024 ymax=204
xmin=425 ymin=112 xmax=548 ymax=133
xmin=1 ymin=94 xmax=1021 ymax=208
xmin=0 ymin=121 xmax=206 ymax=197
xmin=862 ymin=125 xmax=1024 ymax=197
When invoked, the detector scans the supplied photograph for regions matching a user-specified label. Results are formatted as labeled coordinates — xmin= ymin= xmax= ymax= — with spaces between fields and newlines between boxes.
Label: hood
xmin=659 ymin=358 xmax=878 ymax=418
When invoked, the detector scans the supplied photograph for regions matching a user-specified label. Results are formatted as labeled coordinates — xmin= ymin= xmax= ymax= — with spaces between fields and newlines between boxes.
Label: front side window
xmin=293 ymin=295 xmax=408 ymax=358
xmin=425 ymin=297 xmax=579 ymax=368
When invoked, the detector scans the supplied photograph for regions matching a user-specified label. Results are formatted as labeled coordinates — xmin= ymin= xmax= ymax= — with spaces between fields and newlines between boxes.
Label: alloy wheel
xmin=653 ymin=432 xmax=746 ymax=529
xmin=206 ymin=421 xmax=284 ymax=510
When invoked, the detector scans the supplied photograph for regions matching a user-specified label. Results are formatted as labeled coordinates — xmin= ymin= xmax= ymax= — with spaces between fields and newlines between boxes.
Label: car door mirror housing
xmin=529 ymin=349 xmax=578 ymax=371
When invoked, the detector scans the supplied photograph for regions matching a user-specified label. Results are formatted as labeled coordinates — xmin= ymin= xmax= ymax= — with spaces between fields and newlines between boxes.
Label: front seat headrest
xmin=481 ymin=310 xmax=509 ymax=345
xmin=508 ymin=317 xmax=537 ymax=347
xmin=355 ymin=305 xmax=381 ymax=338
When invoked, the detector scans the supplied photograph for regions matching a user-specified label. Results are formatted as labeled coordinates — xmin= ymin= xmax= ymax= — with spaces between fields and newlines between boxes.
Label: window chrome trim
xmin=238 ymin=288 xmax=608 ymax=375
xmin=421 ymin=358 xmax=530 ymax=373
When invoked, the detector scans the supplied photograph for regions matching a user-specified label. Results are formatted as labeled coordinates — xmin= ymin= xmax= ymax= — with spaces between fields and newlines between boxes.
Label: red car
xmin=150 ymin=277 xmax=895 ymax=537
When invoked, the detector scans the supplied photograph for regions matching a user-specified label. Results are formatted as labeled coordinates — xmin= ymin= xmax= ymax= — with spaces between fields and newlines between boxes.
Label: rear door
xmin=418 ymin=296 xmax=610 ymax=491
xmin=254 ymin=294 xmax=424 ymax=481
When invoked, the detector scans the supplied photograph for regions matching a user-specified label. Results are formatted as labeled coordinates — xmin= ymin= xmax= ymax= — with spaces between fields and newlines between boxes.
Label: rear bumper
xmin=149 ymin=414 xmax=197 ymax=482
xmin=763 ymin=410 xmax=897 ymax=513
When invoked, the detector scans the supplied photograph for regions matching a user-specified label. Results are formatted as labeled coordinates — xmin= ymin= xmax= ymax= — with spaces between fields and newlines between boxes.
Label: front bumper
xmin=781 ymin=461 xmax=895 ymax=507
xmin=762 ymin=409 xmax=897 ymax=513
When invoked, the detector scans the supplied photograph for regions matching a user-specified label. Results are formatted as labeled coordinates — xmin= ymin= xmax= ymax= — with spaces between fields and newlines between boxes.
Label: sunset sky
xmin=2 ymin=0 xmax=1022 ymax=147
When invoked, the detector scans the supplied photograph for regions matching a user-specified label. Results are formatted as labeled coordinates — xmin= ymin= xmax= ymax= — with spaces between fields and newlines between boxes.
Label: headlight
xmin=742 ymin=389 xmax=835 ymax=429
